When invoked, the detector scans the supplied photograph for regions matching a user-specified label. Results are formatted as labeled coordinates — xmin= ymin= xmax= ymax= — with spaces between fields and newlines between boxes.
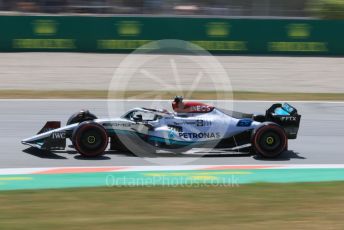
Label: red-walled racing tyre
xmin=72 ymin=121 xmax=108 ymax=157
xmin=252 ymin=123 xmax=287 ymax=158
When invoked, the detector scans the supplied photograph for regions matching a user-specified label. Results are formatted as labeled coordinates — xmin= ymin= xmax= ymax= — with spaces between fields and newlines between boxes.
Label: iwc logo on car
xmin=52 ymin=132 xmax=65 ymax=139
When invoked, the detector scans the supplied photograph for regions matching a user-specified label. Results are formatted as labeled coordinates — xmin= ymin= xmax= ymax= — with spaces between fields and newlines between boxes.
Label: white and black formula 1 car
xmin=22 ymin=97 xmax=301 ymax=158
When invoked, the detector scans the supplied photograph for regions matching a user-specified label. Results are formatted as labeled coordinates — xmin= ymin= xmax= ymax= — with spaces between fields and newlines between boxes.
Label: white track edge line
xmin=1 ymin=164 xmax=344 ymax=175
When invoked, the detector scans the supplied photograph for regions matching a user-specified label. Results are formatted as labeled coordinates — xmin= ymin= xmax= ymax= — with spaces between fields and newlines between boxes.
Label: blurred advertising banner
xmin=0 ymin=16 xmax=343 ymax=55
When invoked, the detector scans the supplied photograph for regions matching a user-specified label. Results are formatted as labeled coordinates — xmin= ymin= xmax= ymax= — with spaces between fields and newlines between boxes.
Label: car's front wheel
xmin=252 ymin=123 xmax=287 ymax=158
xmin=72 ymin=121 xmax=108 ymax=157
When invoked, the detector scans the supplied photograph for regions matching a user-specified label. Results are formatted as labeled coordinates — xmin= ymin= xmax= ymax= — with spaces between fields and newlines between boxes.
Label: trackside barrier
xmin=1 ymin=16 xmax=343 ymax=55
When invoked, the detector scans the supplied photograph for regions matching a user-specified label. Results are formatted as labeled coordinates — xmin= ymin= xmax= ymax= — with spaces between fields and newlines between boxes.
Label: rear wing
xmin=266 ymin=103 xmax=301 ymax=139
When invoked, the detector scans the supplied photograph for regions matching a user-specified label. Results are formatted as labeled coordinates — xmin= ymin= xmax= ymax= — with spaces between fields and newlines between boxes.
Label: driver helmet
xmin=172 ymin=96 xmax=185 ymax=112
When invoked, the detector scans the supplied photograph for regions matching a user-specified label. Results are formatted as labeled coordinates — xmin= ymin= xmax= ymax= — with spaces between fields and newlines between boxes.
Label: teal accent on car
xmin=274 ymin=108 xmax=290 ymax=116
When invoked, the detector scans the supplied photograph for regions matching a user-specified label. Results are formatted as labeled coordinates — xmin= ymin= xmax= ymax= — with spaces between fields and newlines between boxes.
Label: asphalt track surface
xmin=0 ymin=100 xmax=343 ymax=168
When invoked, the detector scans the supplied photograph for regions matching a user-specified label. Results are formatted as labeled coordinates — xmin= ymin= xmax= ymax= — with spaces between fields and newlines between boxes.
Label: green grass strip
xmin=0 ymin=181 xmax=344 ymax=229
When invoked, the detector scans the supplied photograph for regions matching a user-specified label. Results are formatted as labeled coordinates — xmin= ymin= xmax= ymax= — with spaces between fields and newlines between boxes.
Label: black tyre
xmin=72 ymin=121 xmax=108 ymax=157
xmin=67 ymin=110 xmax=98 ymax=125
xmin=252 ymin=123 xmax=287 ymax=158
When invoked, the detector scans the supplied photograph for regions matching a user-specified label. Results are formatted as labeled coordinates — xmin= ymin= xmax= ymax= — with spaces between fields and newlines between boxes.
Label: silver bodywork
xmin=22 ymin=107 xmax=261 ymax=150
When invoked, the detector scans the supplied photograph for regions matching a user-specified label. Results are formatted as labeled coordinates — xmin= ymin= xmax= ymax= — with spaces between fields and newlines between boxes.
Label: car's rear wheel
xmin=252 ymin=123 xmax=287 ymax=158
xmin=72 ymin=121 xmax=108 ymax=157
